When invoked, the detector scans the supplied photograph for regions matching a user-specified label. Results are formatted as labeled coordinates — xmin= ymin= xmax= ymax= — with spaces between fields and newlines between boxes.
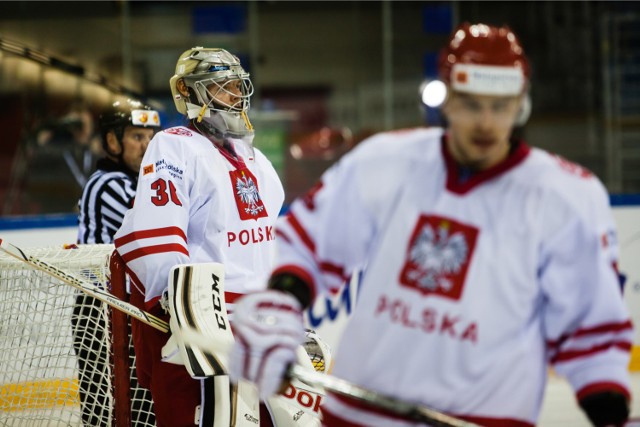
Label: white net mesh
xmin=0 ymin=244 xmax=155 ymax=426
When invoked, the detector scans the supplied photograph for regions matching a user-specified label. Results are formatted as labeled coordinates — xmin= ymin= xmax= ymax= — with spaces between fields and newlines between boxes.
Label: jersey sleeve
xmin=540 ymin=179 xmax=633 ymax=401
xmin=114 ymin=131 xmax=191 ymax=308
xmin=273 ymin=137 xmax=389 ymax=301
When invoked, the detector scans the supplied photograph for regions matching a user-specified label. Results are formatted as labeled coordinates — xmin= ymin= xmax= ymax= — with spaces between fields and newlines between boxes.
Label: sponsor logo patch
xmin=455 ymin=70 xmax=468 ymax=84
xmin=143 ymin=164 xmax=154 ymax=175
xmin=154 ymin=158 xmax=184 ymax=180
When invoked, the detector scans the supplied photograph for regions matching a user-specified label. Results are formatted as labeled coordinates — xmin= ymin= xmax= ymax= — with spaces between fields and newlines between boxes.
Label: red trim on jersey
xmin=125 ymin=264 xmax=241 ymax=310
xmin=271 ymin=264 xmax=317 ymax=302
xmin=285 ymin=211 xmax=316 ymax=253
xmin=576 ymin=381 xmax=631 ymax=402
xmin=120 ymin=243 xmax=189 ymax=263
xmin=442 ymin=134 xmax=531 ymax=194
xmin=225 ymin=292 xmax=243 ymax=304
xmin=255 ymin=300 xmax=301 ymax=313
xmin=275 ymin=228 xmax=292 ymax=244
xmin=574 ymin=319 xmax=634 ymax=337
xmin=551 ymin=340 xmax=632 ymax=363
xmin=546 ymin=320 xmax=633 ymax=349
xmin=188 ymin=123 xmax=248 ymax=170
xmin=325 ymin=393 xmax=534 ymax=427
xmin=319 ymin=261 xmax=349 ymax=283
xmin=217 ymin=144 xmax=247 ymax=170
xmin=125 ymin=266 xmax=146 ymax=295
xmin=281 ymin=212 xmax=349 ymax=284
xmin=114 ymin=226 xmax=187 ymax=247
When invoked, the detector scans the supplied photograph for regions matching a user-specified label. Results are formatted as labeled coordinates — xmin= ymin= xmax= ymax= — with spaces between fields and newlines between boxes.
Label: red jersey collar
xmin=441 ymin=133 xmax=530 ymax=194
xmin=189 ymin=123 xmax=247 ymax=170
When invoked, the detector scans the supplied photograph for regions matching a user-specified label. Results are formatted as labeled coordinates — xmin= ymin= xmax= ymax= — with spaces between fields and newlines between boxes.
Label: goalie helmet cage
xmin=0 ymin=244 xmax=156 ymax=426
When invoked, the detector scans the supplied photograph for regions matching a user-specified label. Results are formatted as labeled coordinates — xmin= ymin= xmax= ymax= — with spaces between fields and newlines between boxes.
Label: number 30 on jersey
xmin=151 ymin=178 xmax=182 ymax=207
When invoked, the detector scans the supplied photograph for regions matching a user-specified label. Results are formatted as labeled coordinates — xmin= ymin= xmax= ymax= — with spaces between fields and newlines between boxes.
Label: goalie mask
xmin=170 ymin=47 xmax=255 ymax=141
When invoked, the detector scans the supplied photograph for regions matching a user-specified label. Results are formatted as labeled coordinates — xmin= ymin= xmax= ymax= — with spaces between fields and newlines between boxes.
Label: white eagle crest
xmin=235 ymin=175 xmax=264 ymax=216
xmin=406 ymin=222 xmax=468 ymax=291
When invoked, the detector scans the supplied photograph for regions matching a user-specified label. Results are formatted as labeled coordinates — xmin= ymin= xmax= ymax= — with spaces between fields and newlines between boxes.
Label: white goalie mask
xmin=170 ymin=47 xmax=255 ymax=141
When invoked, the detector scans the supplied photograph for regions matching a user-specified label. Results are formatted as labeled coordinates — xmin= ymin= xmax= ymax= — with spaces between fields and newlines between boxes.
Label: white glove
xmin=229 ymin=290 xmax=305 ymax=401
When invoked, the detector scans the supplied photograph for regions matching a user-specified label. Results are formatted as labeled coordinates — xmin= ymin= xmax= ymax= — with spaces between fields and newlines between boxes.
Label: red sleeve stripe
xmin=546 ymin=320 xmax=633 ymax=348
xmin=120 ymin=243 xmax=189 ymax=263
xmin=319 ymin=261 xmax=349 ymax=282
xmin=572 ymin=319 xmax=633 ymax=338
xmin=286 ymin=212 xmax=316 ymax=253
xmin=114 ymin=226 xmax=187 ymax=247
xmin=550 ymin=340 xmax=632 ymax=363
xmin=281 ymin=214 xmax=349 ymax=283
xmin=275 ymin=228 xmax=292 ymax=244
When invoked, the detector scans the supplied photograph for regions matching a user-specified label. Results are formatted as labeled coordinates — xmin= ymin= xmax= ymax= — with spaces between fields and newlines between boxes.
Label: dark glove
xmin=579 ymin=391 xmax=629 ymax=427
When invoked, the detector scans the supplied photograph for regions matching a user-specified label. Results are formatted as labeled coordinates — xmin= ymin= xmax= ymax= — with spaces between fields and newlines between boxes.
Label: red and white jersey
xmin=275 ymin=127 xmax=632 ymax=426
xmin=115 ymin=126 xmax=284 ymax=311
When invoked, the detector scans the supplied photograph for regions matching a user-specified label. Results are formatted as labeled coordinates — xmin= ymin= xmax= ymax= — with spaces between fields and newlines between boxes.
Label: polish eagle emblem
xmin=399 ymin=215 xmax=478 ymax=300
xmin=406 ymin=222 xmax=468 ymax=291
xmin=235 ymin=174 xmax=264 ymax=216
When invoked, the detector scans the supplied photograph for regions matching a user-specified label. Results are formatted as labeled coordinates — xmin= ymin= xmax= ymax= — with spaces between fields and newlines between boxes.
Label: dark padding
xmin=268 ymin=273 xmax=313 ymax=309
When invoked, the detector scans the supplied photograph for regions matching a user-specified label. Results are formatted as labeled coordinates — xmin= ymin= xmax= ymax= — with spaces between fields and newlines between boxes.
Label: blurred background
xmin=0 ymin=0 xmax=639 ymax=215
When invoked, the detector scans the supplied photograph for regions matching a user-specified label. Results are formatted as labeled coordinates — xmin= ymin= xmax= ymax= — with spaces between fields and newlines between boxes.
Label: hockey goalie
xmin=160 ymin=262 xmax=327 ymax=427
xmin=113 ymin=46 xmax=325 ymax=427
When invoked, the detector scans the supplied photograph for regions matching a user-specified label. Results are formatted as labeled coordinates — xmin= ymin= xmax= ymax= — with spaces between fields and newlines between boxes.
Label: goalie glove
xmin=229 ymin=290 xmax=305 ymax=401
xmin=161 ymin=263 xmax=233 ymax=378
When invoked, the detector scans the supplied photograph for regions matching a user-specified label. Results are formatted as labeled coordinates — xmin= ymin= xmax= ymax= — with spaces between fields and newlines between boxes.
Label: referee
xmin=78 ymin=99 xmax=161 ymax=244
xmin=73 ymin=99 xmax=161 ymax=426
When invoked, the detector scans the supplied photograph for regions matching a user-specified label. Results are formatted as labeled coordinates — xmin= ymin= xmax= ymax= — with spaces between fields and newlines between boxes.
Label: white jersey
xmin=275 ymin=127 xmax=632 ymax=426
xmin=115 ymin=126 xmax=284 ymax=311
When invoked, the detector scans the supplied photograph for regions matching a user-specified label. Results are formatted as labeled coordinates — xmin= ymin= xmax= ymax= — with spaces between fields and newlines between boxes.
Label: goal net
xmin=0 ymin=244 xmax=156 ymax=426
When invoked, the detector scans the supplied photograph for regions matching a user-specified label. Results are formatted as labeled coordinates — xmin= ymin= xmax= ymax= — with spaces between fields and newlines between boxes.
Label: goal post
xmin=0 ymin=244 xmax=156 ymax=426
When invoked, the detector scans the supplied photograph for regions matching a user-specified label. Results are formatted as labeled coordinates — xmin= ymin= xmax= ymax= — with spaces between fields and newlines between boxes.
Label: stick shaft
xmin=0 ymin=239 xmax=169 ymax=333
xmin=179 ymin=327 xmax=477 ymax=427
xmin=288 ymin=364 xmax=479 ymax=427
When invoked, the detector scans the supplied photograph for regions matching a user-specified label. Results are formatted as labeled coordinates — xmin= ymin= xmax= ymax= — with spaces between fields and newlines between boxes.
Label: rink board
xmin=0 ymin=199 xmax=639 ymax=384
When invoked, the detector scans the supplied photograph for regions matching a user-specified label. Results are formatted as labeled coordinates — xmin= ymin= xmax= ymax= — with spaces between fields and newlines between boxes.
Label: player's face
xmin=121 ymin=126 xmax=155 ymax=173
xmin=207 ymin=79 xmax=243 ymax=110
xmin=442 ymin=91 xmax=523 ymax=171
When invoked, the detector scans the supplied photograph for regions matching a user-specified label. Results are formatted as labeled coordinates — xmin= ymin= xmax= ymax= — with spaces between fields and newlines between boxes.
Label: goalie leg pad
xmin=161 ymin=263 xmax=235 ymax=377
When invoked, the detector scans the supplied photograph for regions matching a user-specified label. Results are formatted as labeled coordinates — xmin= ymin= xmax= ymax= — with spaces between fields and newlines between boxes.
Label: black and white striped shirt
xmin=77 ymin=158 xmax=138 ymax=244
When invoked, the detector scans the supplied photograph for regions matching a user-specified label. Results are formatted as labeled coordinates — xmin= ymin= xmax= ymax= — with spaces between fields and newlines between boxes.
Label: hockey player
xmin=73 ymin=99 xmax=160 ymax=427
xmin=228 ymin=23 xmax=633 ymax=427
xmin=114 ymin=48 xmax=286 ymax=426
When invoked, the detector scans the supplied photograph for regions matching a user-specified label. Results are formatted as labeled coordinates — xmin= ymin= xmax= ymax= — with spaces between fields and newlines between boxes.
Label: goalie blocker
xmin=162 ymin=262 xmax=322 ymax=427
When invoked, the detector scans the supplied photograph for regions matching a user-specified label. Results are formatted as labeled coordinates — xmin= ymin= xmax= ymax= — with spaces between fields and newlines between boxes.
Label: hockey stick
xmin=287 ymin=364 xmax=479 ymax=427
xmin=0 ymin=239 xmax=169 ymax=333
xmin=180 ymin=328 xmax=479 ymax=427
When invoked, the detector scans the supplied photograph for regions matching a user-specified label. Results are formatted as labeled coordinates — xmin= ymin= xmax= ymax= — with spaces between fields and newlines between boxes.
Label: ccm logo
xmin=282 ymin=384 xmax=322 ymax=413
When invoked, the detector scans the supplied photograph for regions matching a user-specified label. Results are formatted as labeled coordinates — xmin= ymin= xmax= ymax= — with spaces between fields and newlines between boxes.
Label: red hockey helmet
xmin=438 ymin=23 xmax=530 ymax=96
